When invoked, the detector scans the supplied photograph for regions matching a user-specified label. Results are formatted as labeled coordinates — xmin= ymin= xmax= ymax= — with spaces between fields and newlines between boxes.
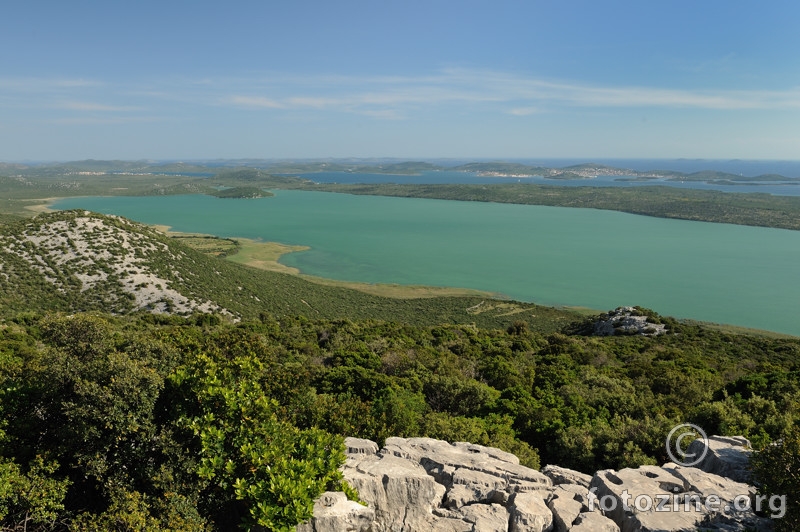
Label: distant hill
xmin=211 ymin=168 xmax=309 ymax=187
xmin=451 ymin=162 xmax=549 ymax=176
xmin=6 ymin=158 xmax=800 ymax=183
xmin=666 ymin=170 xmax=799 ymax=182
xmin=7 ymin=159 xmax=217 ymax=176
xmin=373 ymin=161 xmax=441 ymax=174
xmin=212 ymin=168 xmax=272 ymax=182
xmin=240 ymin=161 xmax=444 ymax=175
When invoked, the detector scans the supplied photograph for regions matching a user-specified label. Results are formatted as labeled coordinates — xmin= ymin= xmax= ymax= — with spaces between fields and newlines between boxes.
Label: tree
xmin=750 ymin=426 xmax=800 ymax=532
xmin=0 ymin=455 xmax=69 ymax=531
xmin=170 ymin=350 xmax=349 ymax=531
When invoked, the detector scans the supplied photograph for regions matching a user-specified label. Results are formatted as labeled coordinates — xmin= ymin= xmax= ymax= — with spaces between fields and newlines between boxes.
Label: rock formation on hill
xmin=591 ymin=307 xmax=667 ymax=336
xmin=299 ymin=435 xmax=773 ymax=532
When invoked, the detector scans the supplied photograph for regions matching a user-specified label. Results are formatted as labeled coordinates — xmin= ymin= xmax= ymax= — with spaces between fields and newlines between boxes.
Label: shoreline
xmin=26 ymin=196 xmax=800 ymax=306
xmin=156 ymin=227 xmax=799 ymax=336
xmin=22 ymin=197 xmax=60 ymax=214
xmin=151 ymin=225 xmax=504 ymax=300
xmin=151 ymin=228 xmax=800 ymax=335
xmin=226 ymin=237 xmax=501 ymax=299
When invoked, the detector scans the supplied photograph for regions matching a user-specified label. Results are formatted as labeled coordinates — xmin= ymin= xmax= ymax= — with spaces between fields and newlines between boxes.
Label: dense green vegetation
xmin=209 ymin=187 xmax=273 ymax=199
xmin=0 ymin=314 xmax=352 ymax=530
xmin=750 ymin=427 xmax=800 ymax=531
xmin=304 ymin=182 xmax=800 ymax=231
xmin=0 ymin=309 xmax=797 ymax=530
xmin=169 ymin=235 xmax=240 ymax=257
xmin=209 ymin=169 xmax=300 ymax=187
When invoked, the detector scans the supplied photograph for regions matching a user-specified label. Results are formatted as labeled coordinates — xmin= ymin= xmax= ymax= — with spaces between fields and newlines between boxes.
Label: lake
xmin=53 ymin=191 xmax=800 ymax=335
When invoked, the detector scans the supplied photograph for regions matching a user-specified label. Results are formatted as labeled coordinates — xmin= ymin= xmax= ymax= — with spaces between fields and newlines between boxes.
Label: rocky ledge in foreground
xmin=299 ymin=435 xmax=773 ymax=532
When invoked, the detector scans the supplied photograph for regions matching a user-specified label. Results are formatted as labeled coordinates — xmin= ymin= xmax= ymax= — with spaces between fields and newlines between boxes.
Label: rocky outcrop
xmin=686 ymin=435 xmax=753 ymax=483
xmin=509 ymin=492 xmax=553 ymax=531
xmin=589 ymin=462 xmax=771 ymax=532
xmin=541 ymin=465 xmax=593 ymax=488
xmin=298 ymin=436 xmax=772 ymax=532
xmin=341 ymin=437 xmax=553 ymax=531
xmin=547 ymin=488 xmax=584 ymax=531
xmin=591 ymin=307 xmax=667 ymax=336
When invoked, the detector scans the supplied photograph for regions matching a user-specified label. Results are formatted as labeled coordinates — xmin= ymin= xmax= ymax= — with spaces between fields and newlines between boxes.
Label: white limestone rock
xmin=295 ymin=491 xmax=375 ymax=532
xmin=570 ymin=511 xmax=620 ymax=532
xmin=460 ymin=503 xmax=510 ymax=532
xmin=509 ymin=491 xmax=554 ymax=532
xmin=541 ymin=465 xmax=593 ymax=488
xmin=686 ymin=435 xmax=752 ymax=483
xmin=343 ymin=452 xmax=446 ymax=531
xmin=591 ymin=307 xmax=667 ymax=336
xmin=589 ymin=463 xmax=770 ymax=532
xmin=548 ymin=494 xmax=583 ymax=532
xmin=305 ymin=435 xmax=770 ymax=532
xmin=344 ymin=437 xmax=380 ymax=456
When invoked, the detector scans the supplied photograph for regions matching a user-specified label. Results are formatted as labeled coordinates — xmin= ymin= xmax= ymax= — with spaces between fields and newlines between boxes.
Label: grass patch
xmin=225 ymin=238 xmax=310 ymax=274
xmin=0 ymin=198 xmax=55 ymax=218
xmin=23 ymin=198 xmax=61 ymax=215
xmin=171 ymin=235 xmax=239 ymax=256
xmin=294 ymin=275 xmax=497 ymax=299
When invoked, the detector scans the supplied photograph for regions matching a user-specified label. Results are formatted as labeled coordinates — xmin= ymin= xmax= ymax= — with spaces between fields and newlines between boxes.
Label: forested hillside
xmin=0 ymin=209 xmax=798 ymax=530
xmin=304 ymin=182 xmax=800 ymax=231
xmin=0 ymin=311 xmax=798 ymax=529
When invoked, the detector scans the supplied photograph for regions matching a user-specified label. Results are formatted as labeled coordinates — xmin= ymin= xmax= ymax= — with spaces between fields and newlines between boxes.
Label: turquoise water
xmin=53 ymin=192 xmax=800 ymax=335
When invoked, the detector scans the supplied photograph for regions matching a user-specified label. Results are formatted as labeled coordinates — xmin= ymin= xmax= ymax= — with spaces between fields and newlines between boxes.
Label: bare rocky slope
xmin=0 ymin=210 xmax=228 ymax=315
xmin=0 ymin=210 xmax=233 ymax=316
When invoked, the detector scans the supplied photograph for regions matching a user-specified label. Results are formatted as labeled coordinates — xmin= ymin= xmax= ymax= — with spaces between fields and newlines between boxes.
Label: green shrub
xmin=750 ymin=427 xmax=800 ymax=532
xmin=0 ymin=456 xmax=69 ymax=530
xmin=171 ymin=351 xmax=347 ymax=531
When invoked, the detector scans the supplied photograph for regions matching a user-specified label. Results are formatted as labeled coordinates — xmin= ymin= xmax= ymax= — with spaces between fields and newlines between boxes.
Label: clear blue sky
xmin=2 ymin=1 xmax=799 ymax=161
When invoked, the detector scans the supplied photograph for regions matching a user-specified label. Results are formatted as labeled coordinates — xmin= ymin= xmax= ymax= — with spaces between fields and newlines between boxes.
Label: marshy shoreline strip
xmin=153 ymin=226 xmax=500 ymax=300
